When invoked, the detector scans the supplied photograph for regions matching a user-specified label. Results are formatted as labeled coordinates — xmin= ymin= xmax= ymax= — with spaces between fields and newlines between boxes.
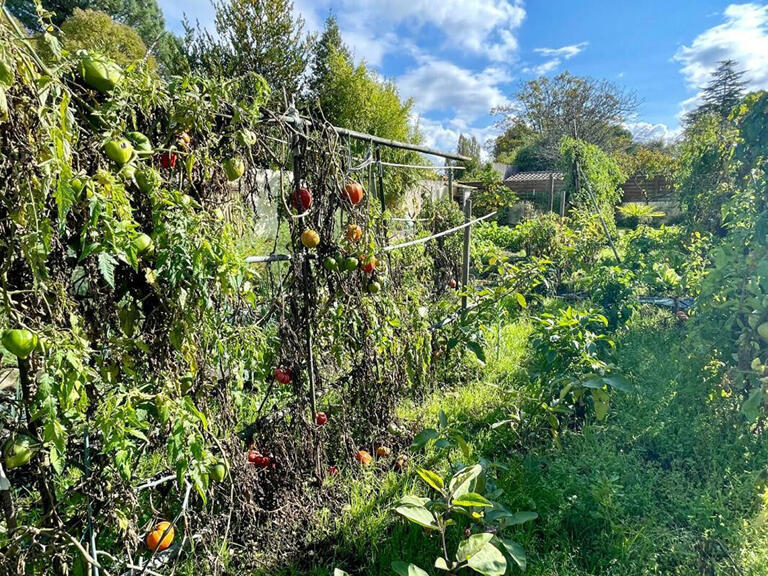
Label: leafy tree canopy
xmin=685 ymin=59 xmax=746 ymax=126
xmin=7 ymin=0 xmax=184 ymax=73
xmin=59 ymin=9 xmax=150 ymax=67
xmin=185 ymin=0 xmax=310 ymax=98
xmin=492 ymin=119 xmax=536 ymax=164
xmin=495 ymin=72 xmax=638 ymax=165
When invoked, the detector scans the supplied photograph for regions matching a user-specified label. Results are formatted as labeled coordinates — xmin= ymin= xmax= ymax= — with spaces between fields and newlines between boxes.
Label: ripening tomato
xmin=343 ymin=182 xmax=364 ymax=205
xmin=375 ymin=446 xmax=391 ymax=458
xmin=347 ymin=224 xmax=362 ymax=243
xmin=146 ymin=521 xmax=174 ymax=552
xmin=328 ymin=465 xmax=339 ymax=477
xmin=291 ymin=188 xmax=313 ymax=212
xmin=301 ymin=229 xmax=321 ymax=249
xmin=355 ymin=450 xmax=373 ymax=466
xmin=361 ymin=255 xmax=377 ymax=274
xmin=448 ymin=278 xmax=457 ymax=289
xmin=314 ymin=412 xmax=328 ymax=426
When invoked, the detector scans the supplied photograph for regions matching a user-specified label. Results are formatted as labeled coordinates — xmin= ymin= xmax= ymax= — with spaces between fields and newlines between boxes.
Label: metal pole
xmin=461 ymin=192 xmax=472 ymax=310
xmin=549 ymin=173 xmax=555 ymax=213
xmin=331 ymin=125 xmax=471 ymax=162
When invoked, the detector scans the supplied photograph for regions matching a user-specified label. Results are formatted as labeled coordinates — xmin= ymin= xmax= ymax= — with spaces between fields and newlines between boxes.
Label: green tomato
xmin=135 ymin=168 xmax=161 ymax=194
xmin=210 ymin=462 xmax=227 ymax=482
xmin=1 ymin=329 xmax=38 ymax=359
xmin=367 ymin=280 xmax=381 ymax=294
xmin=70 ymin=177 xmax=85 ymax=194
xmin=223 ymin=157 xmax=245 ymax=181
xmin=323 ymin=257 xmax=338 ymax=271
xmin=104 ymin=139 xmax=134 ymax=165
xmin=79 ymin=53 xmax=123 ymax=93
xmin=132 ymin=233 xmax=154 ymax=255
xmin=758 ymin=322 xmax=768 ymax=343
xmin=3 ymin=435 xmax=34 ymax=470
xmin=126 ymin=131 xmax=153 ymax=158
xmin=343 ymin=257 xmax=359 ymax=272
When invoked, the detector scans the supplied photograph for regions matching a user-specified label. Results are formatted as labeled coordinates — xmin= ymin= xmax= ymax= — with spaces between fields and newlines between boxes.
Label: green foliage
xmin=492 ymin=119 xmax=537 ymax=164
xmin=560 ymin=136 xmax=625 ymax=210
xmin=496 ymin=72 xmax=637 ymax=164
xmin=394 ymin=462 xmax=536 ymax=575
xmin=529 ymin=306 xmax=626 ymax=425
xmin=573 ymin=265 xmax=636 ymax=327
xmin=616 ymin=202 xmax=665 ymax=229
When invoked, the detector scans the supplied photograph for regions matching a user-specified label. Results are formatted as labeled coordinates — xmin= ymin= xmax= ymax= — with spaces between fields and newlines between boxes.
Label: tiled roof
xmin=504 ymin=171 xmax=563 ymax=183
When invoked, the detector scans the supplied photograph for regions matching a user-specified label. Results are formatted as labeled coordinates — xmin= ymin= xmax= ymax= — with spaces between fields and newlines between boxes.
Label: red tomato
xmin=274 ymin=367 xmax=291 ymax=384
xmin=291 ymin=188 xmax=313 ymax=212
xmin=159 ymin=152 xmax=178 ymax=169
xmin=314 ymin=411 xmax=328 ymax=426
xmin=448 ymin=278 xmax=457 ymax=289
xmin=328 ymin=465 xmax=339 ymax=476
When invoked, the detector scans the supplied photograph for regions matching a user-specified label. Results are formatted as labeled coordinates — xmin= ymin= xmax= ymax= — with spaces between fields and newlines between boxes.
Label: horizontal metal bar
xmin=382 ymin=211 xmax=497 ymax=252
xmin=245 ymin=211 xmax=497 ymax=264
xmin=332 ymin=126 xmax=471 ymax=163
xmin=378 ymin=161 xmax=466 ymax=171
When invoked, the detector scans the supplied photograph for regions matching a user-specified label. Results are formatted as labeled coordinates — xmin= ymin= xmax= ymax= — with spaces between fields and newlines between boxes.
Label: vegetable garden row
xmin=2 ymin=5 xmax=768 ymax=576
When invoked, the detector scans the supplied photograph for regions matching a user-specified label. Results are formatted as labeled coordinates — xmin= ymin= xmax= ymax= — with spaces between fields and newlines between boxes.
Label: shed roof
xmin=504 ymin=171 xmax=563 ymax=183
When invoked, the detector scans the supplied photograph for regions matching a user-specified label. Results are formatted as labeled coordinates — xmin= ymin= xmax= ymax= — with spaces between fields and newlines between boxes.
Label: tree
xmin=59 ymin=9 xmax=149 ymax=67
xmin=685 ymin=59 xmax=746 ymax=125
xmin=185 ymin=0 xmax=310 ymax=98
xmin=7 ymin=0 xmax=184 ymax=73
xmin=454 ymin=133 xmax=482 ymax=177
xmin=491 ymin=119 xmax=536 ymax=164
xmin=494 ymin=72 xmax=638 ymax=165
xmin=307 ymin=14 xmax=350 ymax=118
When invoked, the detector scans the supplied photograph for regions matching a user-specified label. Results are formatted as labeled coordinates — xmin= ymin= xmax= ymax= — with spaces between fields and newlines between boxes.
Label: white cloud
xmin=525 ymin=41 xmax=587 ymax=76
xmin=398 ymin=57 xmax=511 ymax=122
xmin=334 ymin=0 xmax=526 ymax=62
xmin=675 ymin=3 xmax=768 ymax=114
xmin=414 ymin=117 xmax=500 ymax=162
xmin=625 ymin=122 xmax=682 ymax=143
xmin=533 ymin=42 xmax=588 ymax=60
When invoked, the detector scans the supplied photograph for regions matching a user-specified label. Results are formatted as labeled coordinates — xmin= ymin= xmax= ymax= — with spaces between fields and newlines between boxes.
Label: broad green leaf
xmin=466 ymin=341 xmax=486 ymax=365
xmin=457 ymin=533 xmax=494 ymax=561
xmin=742 ymin=386 xmax=764 ymax=421
xmin=591 ymin=388 xmax=610 ymax=421
xmin=334 ymin=569 xmax=350 ymax=576
xmin=449 ymin=464 xmax=483 ymax=499
xmin=395 ymin=504 xmax=438 ymax=530
xmin=434 ymin=557 xmax=451 ymax=571
xmin=603 ymin=374 xmax=631 ymax=392
xmin=411 ymin=428 xmax=439 ymax=449
xmin=97 ymin=252 xmax=116 ymax=288
xmin=498 ymin=538 xmax=527 ymax=571
xmin=452 ymin=492 xmax=493 ymax=507
xmin=467 ymin=542 xmax=506 ymax=576
xmin=581 ymin=376 xmax=604 ymax=389
xmin=0 ymin=87 xmax=7 ymax=123
xmin=392 ymin=561 xmax=430 ymax=576
xmin=515 ymin=292 xmax=527 ymax=309
xmin=400 ymin=494 xmax=430 ymax=507
xmin=416 ymin=468 xmax=444 ymax=492
xmin=501 ymin=511 xmax=538 ymax=526
xmin=438 ymin=409 xmax=448 ymax=429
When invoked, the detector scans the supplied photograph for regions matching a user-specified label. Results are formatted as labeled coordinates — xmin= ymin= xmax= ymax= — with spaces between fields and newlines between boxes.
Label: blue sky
xmin=157 ymin=1 xmax=768 ymax=154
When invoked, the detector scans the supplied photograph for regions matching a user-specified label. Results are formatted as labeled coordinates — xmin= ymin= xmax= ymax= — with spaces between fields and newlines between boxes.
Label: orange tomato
xmin=347 ymin=224 xmax=362 ymax=242
xmin=355 ymin=449 xmax=373 ymax=465
xmin=375 ymin=445 xmax=391 ymax=458
xmin=343 ymin=182 xmax=364 ymax=205
xmin=146 ymin=521 xmax=174 ymax=552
